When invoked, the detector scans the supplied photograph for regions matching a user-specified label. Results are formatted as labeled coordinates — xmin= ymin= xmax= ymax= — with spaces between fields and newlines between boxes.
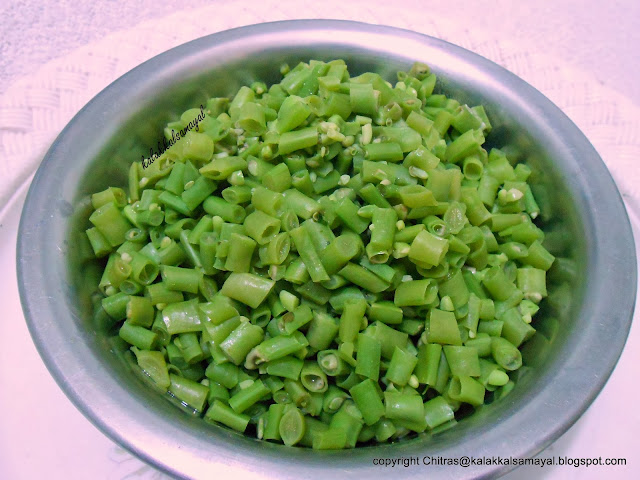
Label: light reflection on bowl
xmin=17 ymin=20 xmax=636 ymax=480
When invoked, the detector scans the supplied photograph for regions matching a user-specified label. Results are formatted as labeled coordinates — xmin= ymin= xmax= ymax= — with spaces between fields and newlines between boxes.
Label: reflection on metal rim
xmin=17 ymin=19 xmax=636 ymax=480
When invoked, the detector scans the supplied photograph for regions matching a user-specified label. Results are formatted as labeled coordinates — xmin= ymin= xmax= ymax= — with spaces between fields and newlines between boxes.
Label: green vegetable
xmin=87 ymin=59 xmax=552 ymax=449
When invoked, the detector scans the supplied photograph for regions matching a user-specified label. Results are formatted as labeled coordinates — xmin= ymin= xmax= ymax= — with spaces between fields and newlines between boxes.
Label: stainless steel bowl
xmin=17 ymin=20 xmax=636 ymax=479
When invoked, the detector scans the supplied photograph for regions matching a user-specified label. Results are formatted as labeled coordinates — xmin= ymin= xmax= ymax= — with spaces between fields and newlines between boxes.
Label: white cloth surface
xmin=1 ymin=1 xmax=639 ymax=479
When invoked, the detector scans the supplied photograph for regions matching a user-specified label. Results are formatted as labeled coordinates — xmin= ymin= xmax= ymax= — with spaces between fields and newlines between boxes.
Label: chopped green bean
xmin=87 ymin=59 xmax=551 ymax=449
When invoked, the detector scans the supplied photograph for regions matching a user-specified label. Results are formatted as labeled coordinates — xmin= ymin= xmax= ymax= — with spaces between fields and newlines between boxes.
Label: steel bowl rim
xmin=17 ymin=19 xmax=637 ymax=479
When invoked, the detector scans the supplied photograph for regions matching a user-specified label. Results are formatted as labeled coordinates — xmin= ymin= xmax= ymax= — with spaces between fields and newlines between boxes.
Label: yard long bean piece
xmin=87 ymin=59 xmax=552 ymax=449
